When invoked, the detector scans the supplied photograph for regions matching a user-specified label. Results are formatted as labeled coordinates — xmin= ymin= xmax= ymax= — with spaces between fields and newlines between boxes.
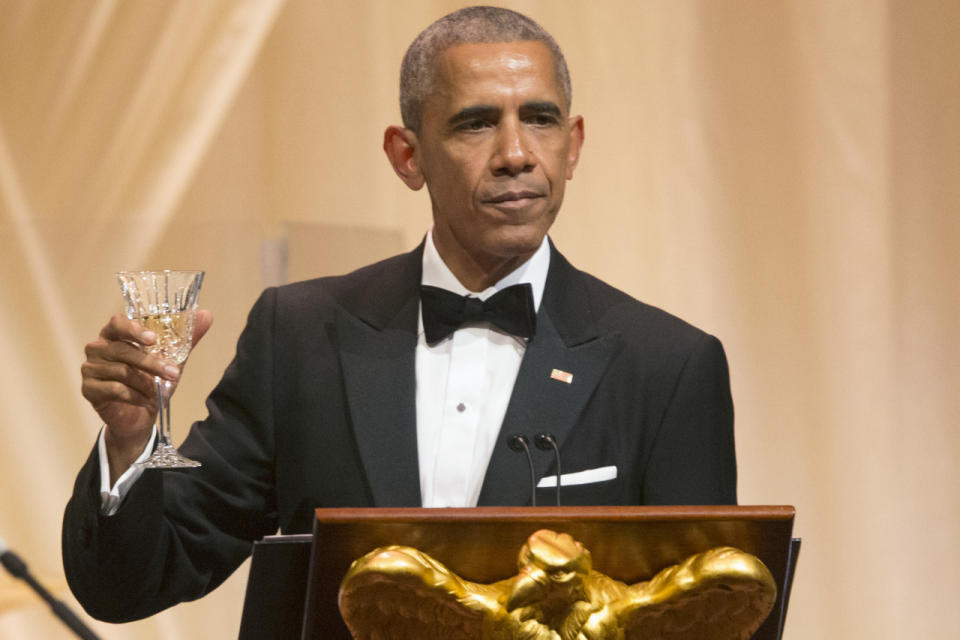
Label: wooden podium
xmin=239 ymin=506 xmax=798 ymax=639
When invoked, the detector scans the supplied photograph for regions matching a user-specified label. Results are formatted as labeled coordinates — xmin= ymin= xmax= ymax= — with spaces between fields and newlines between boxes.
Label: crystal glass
xmin=116 ymin=270 xmax=204 ymax=468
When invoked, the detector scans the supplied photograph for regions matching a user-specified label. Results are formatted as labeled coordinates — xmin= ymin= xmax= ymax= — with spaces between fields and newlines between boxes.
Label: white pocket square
xmin=537 ymin=465 xmax=617 ymax=488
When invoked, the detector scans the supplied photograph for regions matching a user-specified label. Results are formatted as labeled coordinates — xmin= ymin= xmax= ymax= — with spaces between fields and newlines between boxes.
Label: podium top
xmin=314 ymin=504 xmax=794 ymax=525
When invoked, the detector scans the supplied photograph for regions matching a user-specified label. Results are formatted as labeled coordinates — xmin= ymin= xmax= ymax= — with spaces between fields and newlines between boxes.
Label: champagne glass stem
xmin=142 ymin=374 xmax=199 ymax=468
xmin=155 ymin=376 xmax=173 ymax=449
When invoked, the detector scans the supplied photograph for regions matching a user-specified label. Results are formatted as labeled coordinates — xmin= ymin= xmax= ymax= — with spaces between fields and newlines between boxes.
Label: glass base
xmin=140 ymin=443 xmax=201 ymax=469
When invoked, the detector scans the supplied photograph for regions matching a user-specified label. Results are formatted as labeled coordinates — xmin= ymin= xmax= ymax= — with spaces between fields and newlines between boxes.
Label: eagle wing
xmin=339 ymin=545 xmax=504 ymax=640
xmin=605 ymin=546 xmax=777 ymax=640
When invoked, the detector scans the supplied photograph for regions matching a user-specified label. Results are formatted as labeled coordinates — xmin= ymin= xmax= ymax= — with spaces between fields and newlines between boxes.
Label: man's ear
xmin=383 ymin=125 xmax=425 ymax=190
xmin=565 ymin=115 xmax=585 ymax=180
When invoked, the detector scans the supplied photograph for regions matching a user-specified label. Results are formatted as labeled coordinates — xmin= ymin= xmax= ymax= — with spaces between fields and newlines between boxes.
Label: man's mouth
xmin=484 ymin=190 xmax=543 ymax=208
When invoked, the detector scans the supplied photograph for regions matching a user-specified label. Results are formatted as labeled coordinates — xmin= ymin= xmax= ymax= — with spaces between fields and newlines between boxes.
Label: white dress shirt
xmin=416 ymin=231 xmax=548 ymax=507
xmin=99 ymin=232 xmax=550 ymax=513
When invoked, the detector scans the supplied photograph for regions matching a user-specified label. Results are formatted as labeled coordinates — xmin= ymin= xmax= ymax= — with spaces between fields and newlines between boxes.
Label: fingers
xmin=100 ymin=310 xmax=213 ymax=348
xmin=193 ymin=309 xmax=214 ymax=346
xmin=99 ymin=314 xmax=154 ymax=346
xmin=81 ymin=375 xmax=156 ymax=416
xmin=80 ymin=358 xmax=156 ymax=404
xmin=97 ymin=315 xmax=180 ymax=381
xmin=84 ymin=338 xmax=178 ymax=383
xmin=92 ymin=315 xmax=179 ymax=380
xmin=81 ymin=310 xmax=212 ymax=422
xmin=80 ymin=341 xmax=167 ymax=420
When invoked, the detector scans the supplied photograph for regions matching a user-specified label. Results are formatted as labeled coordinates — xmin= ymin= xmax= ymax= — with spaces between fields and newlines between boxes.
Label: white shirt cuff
xmin=98 ymin=426 xmax=156 ymax=516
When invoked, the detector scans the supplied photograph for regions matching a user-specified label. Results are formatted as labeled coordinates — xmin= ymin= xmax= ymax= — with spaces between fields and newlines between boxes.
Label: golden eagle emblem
xmin=339 ymin=529 xmax=776 ymax=639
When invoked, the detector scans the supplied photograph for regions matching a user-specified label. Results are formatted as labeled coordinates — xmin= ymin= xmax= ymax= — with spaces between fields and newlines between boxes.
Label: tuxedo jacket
xmin=62 ymin=241 xmax=735 ymax=622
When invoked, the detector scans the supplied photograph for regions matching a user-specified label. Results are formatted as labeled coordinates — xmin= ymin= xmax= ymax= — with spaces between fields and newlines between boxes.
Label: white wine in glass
xmin=116 ymin=270 xmax=204 ymax=468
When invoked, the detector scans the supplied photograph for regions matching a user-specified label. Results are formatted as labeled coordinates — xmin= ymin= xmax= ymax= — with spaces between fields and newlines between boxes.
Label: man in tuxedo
xmin=64 ymin=6 xmax=735 ymax=622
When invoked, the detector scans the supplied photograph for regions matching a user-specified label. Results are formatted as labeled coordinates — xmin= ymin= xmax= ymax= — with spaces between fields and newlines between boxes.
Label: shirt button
xmin=456 ymin=402 xmax=466 ymax=413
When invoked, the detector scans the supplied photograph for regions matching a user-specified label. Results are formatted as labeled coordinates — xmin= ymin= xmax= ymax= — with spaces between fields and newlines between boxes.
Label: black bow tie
xmin=420 ymin=283 xmax=537 ymax=344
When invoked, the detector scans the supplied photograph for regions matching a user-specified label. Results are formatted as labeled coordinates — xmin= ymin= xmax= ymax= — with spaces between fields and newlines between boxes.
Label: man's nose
xmin=491 ymin=121 xmax=534 ymax=176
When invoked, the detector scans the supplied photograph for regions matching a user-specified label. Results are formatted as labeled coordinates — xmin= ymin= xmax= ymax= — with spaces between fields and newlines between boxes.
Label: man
xmin=64 ymin=6 xmax=736 ymax=622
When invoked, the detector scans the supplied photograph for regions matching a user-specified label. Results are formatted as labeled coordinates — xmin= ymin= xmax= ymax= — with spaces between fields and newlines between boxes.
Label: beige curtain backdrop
xmin=1 ymin=0 xmax=956 ymax=637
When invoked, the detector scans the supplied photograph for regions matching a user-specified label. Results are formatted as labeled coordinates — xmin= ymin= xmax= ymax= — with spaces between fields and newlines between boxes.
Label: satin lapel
xmin=336 ymin=249 xmax=423 ymax=507
xmin=478 ymin=248 xmax=619 ymax=506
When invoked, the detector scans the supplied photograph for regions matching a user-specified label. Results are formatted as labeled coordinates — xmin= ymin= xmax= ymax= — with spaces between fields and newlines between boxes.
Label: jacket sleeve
xmin=62 ymin=288 xmax=282 ymax=622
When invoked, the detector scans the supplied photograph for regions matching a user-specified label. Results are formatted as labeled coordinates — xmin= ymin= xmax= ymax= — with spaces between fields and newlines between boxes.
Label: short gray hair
xmin=399 ymin=6 xmax=572 ymax=134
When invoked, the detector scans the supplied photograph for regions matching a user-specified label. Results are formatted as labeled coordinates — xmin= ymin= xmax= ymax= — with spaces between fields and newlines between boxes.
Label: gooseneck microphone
xmin=508 ymin=433 xmax=565 ymax=507
xmin=0 ymin=535 xmax=101 ymax=640
xmin=507 ymin=434 xmax=537 ymax=507
xmin=535 ymin=433 xmax=562 ymax=506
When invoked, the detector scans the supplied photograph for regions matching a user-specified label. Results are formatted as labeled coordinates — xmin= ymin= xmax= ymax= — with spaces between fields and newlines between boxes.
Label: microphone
xmin=535 ymin=433 xmax=562 ymax=506
xmin=0 ymin=535 xmax=101 ymax=640
xmin=507 ymin=434 xmax=537 ymax=507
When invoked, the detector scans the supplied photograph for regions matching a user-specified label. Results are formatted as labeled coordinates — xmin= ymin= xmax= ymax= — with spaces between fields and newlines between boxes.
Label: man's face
xmin=407 ymin=41 xmax=583 ymax=286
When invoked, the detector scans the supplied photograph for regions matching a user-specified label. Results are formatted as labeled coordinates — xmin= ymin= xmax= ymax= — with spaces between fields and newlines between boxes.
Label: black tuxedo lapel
xmin=335 ymin=248 xmax=423 ymax=507
xmin=478 ymin=245 xmax=619 ymax=506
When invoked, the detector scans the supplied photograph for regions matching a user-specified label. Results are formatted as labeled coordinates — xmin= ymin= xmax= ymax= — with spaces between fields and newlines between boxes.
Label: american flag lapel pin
xmin=550 ymin=368 xmax=574 ymax=384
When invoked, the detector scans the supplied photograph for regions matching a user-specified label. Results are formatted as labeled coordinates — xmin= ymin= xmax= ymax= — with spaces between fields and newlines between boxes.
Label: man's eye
xmin=457 ymin=120 xmax=490 ymax=132
xmin=526 ymin=114 xmax=558 ymax=127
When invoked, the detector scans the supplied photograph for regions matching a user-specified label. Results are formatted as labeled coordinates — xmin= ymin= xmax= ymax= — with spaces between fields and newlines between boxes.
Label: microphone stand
xmin=535 ymin=433 xmax=563 ymax=506
xmin=0 ymin=537 xmax=101 ymax=640
xmin=508 ymin=435 xmax=537 ymax=506
xmin=509 ymin=432 xmax=565 ymax=507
